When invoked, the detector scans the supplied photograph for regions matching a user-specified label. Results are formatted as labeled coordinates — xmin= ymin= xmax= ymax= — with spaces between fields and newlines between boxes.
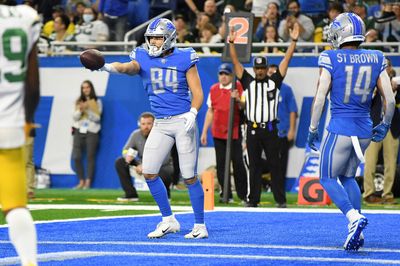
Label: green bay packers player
xmin=0 ymin=1 xmax=41 ymax=265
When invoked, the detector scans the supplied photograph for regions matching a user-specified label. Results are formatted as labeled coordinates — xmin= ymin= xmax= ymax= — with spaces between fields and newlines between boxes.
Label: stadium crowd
xmin=10 ymin=0 xmax=400 ymax=54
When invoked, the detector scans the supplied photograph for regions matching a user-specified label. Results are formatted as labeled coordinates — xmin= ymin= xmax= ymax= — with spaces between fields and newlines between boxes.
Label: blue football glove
xmin=372 ymin=122 xmax=390 ymax=142
xmin=307 ymin=128 xmax=319 ymax=151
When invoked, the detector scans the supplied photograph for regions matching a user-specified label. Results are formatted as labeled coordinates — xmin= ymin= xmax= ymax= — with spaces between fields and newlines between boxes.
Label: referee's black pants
xmin=213 ymin=137 xmax=248 ymax=201
xmin=246 ymin=125 xmax=286 ymax=205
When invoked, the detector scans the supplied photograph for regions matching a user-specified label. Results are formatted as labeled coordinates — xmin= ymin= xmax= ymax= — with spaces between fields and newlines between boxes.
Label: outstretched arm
xmin=102 ymin=60 xmax=140 ymax=75
xmin=279 ymin=22 xmax=299 ymax=78
xmin=228 ymin=26 xmax=244 ymax=80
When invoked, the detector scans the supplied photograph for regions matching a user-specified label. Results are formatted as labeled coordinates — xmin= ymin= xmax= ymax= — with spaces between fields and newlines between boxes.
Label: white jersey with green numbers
xmin=0 ymin=4 xmax=40 ymax=148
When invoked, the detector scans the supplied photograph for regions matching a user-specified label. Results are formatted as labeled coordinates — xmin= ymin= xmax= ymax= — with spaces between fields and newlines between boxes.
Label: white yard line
xmin=1 ymin=250 xmax=400 ymax=265
xmin=0 ymin=240 xmax=399 ymax=254
xmin=26 ymin=204 xmax=400 ymax=214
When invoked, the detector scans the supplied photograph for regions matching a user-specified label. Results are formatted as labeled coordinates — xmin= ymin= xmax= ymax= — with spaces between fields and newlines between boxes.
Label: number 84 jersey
xmin=318 ymin=49 xmax=386 ymax=138
xmin=130 ymin=47 xmax=199 ymax=118
xmin=0 ymin=5 xmax=41 ymax=129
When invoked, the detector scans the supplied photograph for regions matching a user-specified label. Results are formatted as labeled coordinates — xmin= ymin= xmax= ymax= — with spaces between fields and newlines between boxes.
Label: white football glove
xmin=179 ymin=107 xmax=198 ymax=132
xmin=100 ymin=63 xmax=118 ymax=73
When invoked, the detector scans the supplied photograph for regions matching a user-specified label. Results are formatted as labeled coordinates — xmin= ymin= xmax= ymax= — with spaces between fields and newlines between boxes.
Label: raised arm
xmin=279 ymin=22 xmax=299 ymax=78
xmin=228 ymin=26 xmax=244 ymax=80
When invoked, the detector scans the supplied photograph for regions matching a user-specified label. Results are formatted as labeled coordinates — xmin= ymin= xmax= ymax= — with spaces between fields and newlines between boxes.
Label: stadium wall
xmin=35 ymin=55 xmax=400 ymax=190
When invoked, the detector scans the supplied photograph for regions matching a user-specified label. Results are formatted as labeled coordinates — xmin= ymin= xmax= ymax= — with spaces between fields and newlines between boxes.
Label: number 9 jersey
xmin=0 ymin=5 xmax=41 ymax=148
xmin=130 ymin=47 xmax=199 ymax=118
xmin=318 ymin=49 xmax=386 ymax=138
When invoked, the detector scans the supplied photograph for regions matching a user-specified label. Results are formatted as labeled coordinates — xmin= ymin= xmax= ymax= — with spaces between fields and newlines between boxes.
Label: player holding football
xmin=307 ymin=13 xmax=395 ymax=251
xmin=0 ymin=1 xmax=41 ymax=265
xmin=100 ymin=18 xmax=207 ymax=238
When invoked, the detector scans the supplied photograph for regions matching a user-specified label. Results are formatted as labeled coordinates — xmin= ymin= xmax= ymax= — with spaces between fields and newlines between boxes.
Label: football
xmin=80 ymin=49 xmax=105 ymax=70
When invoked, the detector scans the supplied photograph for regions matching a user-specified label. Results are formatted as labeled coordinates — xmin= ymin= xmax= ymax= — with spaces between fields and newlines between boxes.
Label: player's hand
xmin=307 ymin=127 xmax=319 ymax=151
xmin=372 ymin=122 xmax=390 ymax=142
xmin=228 ymin=26 xmax=237 ymax=43
xmin=136 ymin=164 xmax=143 ymax=175
xmin=179 ymin=107 xmax=198 ymax=132
xmin=289 ymin=22 xmax=300 ymax=41
xmin=99 ymin=63 xmax=116 ymax=72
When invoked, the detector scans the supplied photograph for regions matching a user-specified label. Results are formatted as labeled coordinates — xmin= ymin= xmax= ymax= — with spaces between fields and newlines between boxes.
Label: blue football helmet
xmin=144 ymin=18 xmax=176 ymax=57
xmin=328 ymin=12 xmax=366 ymax=49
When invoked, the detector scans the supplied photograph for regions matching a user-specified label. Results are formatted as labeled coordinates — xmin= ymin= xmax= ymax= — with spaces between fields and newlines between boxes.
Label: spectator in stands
xmin=260 ymin=25 xmax=284 ymax=54
xmin=255 ymin=2 xmax=281 ymax=42
xmin=174 ymin=14 xmax=195 ymax=43
xmin=203 ymin=0 xmax=223 ymax=28
xmin=33 ymin=0 xmax=62 ymax=23
xmin=343 ymin=0 xmax=357 ymax=12
xmin=192 ymin=12 xmax=211 ymax=42
xmin=267 ymin=64 xmax=298 ymax=185
xmin=314 ymin=2 xmax=343 ymax=45
xmin=201 ymin=63 xmax=248 ymax=203
xmin=72 ymin=80 xmax=102 ymax=190
xmin=278 ymin=0 xmax=314 ymax=44
xmin=375 ymin=2 xmax=400 ymax=46
xmin=198 ymin=22 xmax=221 ymax=54
xmin=364 ymin=29 xmax=385 ymax=51
xmin=115 ymin=112 xmax=173 ymax=201
xmin=223 ymin=0 xmax=249 ymax=12
xmin=353 ymin=1 xmax=375 ymax=30
xmin=98 ymin=0 xmax=128 ymax=41
xmin=67 ymin=1 xmax=88 ymax=25
xmin=74 ymin=7 xmax=109 ymax=50
xmin=48 ymin=14 xmax=76 ymax=54
xmin=363 ymin=58 xmax=400 ymax=205
xmin=42 ymin=5 xmax=75 ymax=38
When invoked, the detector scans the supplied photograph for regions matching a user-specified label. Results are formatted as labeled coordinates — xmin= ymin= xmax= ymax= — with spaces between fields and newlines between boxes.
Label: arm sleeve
xmin=239 ymin=70 xmax=253 ymax=91
xmin=379 ymin=71 xmax=396 ymax=125
xmin=310 ymin=68 xmax=331 ymax=130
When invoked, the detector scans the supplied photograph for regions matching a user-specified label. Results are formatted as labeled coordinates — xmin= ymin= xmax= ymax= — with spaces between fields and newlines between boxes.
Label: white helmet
xmin=328 ymin=12 xmax=365 ymax=49
xmin=144 ymin=18 xmax=176 ymax=57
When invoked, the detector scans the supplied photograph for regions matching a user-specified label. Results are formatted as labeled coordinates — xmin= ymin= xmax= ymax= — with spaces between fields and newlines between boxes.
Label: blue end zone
xmin=1 ymin=211 xmax=399 ymax=265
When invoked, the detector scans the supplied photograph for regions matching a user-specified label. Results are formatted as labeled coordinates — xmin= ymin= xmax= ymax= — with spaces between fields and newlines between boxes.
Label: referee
xmin=228 ymin=23 xmax=299 ymax=207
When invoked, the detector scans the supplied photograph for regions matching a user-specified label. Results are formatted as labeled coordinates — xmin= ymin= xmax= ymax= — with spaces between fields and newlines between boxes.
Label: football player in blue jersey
xmin=307 ymin=13 xmax=395 ymax=251
xmin=100 ymin=18 xmax=207 ymax=239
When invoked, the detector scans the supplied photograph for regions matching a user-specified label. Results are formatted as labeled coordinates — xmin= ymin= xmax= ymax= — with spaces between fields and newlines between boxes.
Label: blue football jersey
xmin=130 ymin=47 xmax=199 ymax=118
xmin=318 ymin=49 xmax=386 ymax=137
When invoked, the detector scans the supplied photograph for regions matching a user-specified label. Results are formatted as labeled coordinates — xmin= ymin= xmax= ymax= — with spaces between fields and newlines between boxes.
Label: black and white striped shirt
xmin=240 ymin=70 xmax=283 ymax=123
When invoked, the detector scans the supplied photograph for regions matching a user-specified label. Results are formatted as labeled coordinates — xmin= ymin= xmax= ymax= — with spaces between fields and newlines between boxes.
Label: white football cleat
xmin=147 ymin=216 xmax=180 ymax=238
xmin=344 ymin=216 xmax=368 ymax=251
xmin=184 ymin=224 xmax=208 ymax=239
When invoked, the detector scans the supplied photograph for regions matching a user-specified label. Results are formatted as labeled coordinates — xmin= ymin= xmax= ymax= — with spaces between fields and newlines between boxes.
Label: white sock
xmin=345 ymin=209 xmax=363 ymax=224
xmin=6 ymin=208 xmax=37 ymax=266
xmin=162 ymin=214 xmax=174 ymax=222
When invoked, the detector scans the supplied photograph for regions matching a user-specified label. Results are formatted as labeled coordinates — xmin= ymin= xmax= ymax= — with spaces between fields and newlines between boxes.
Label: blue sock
xmin=320 ymin=177 xmax=353 ymax=215
xmin=339 ymin=175 xmax=361 ymax=212
xmin=146 ymin=176 xmax=172 ymax=217
xmin=187 ymin=179 xmax=204 ymax=224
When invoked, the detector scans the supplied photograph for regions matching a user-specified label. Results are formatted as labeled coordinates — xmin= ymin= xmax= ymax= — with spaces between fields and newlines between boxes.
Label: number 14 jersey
xmin=318 ymin=49 xmax=386 ymax=138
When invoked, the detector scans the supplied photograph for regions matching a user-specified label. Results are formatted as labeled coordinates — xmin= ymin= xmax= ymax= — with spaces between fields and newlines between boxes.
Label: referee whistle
xmin=252 ymin=122 xmax=258 ymax=128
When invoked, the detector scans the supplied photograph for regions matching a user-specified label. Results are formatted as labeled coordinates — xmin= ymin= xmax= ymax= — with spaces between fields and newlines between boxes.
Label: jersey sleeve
xmin=18 ymin=5 xmax=41 ymax=46
xmin=378 ymin=51 xmax=387 ymax=74
xmin=239 ymin=70 xmax=253 ymax=91
xmin=186 ymin=47 xmax=199 ymax=70
xmin=318 ymin=51 xmax=333 ymax=75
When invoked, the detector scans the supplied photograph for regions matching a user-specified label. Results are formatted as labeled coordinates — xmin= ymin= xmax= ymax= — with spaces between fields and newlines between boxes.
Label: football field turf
xmin=1 ymin=209 xmax=400 ymax=265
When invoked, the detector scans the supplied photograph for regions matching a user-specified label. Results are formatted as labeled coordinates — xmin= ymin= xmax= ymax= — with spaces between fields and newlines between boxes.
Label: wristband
xmin=229 ymin=40 xmax=234 ymax=44
xmin=190 ymin=107 xmax=198 ymax=116
xmin=102 ymin=63 xmax=118 ymax=73
xmin=292 ymin=39 xmax=298 ymax=42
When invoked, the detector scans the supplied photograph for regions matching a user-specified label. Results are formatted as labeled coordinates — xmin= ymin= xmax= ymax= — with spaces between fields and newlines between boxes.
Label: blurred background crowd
xmin=11 ymin=0 xmax=400 ymax=54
